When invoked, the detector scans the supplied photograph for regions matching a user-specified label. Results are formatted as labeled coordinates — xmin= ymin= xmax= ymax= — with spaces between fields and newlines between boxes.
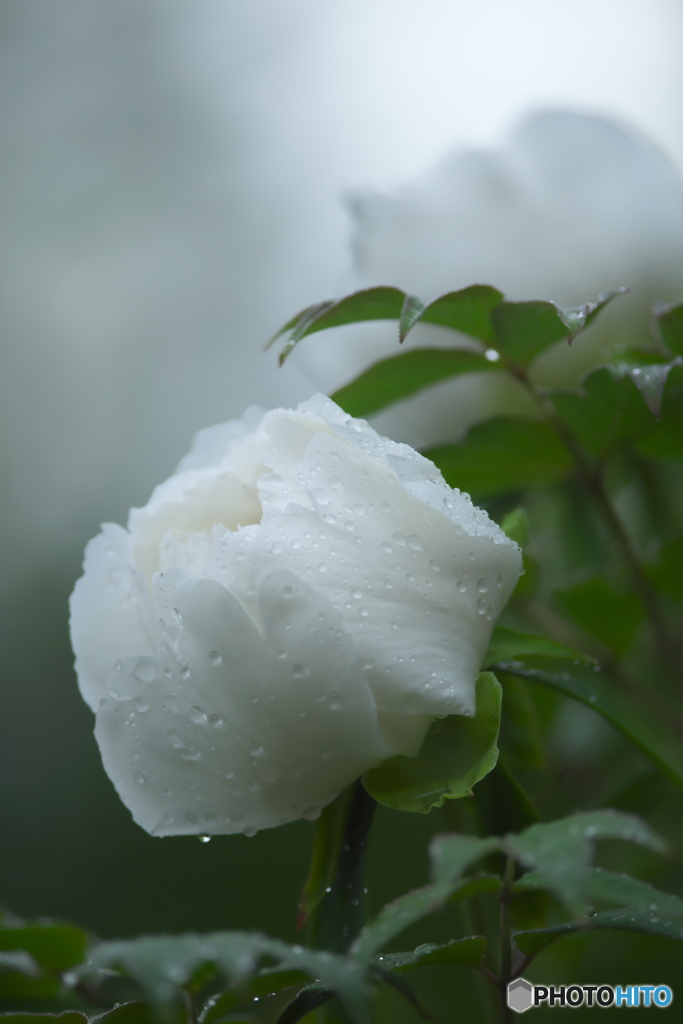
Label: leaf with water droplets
xmin=484 ymin=626 xmax=591 ymax=668
xmin=362 ymin=673 xmax=502 ymax=813
xmin=503 ymin=810 xmax=666 ymax=915
xmin=496 ymin=655 xmax=683 ymax=787
xmin=514 ymin=907 xmax=683 ymax=959
xmin=516 ymin=865 xmax=683 ymax=921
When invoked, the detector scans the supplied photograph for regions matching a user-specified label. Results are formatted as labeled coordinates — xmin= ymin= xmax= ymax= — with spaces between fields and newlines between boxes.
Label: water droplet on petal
xmin=406 ymin=534 xmax=422 ymax=550
xmin=189 ymin=706 xmax=208 ymax=726
xmin=209 ymin=651 xmax=223 ymax=667
xmin=477 ymin=578 xmax=488 ymax=593
xmin=198 ymin=834 xmax=212 ymax=844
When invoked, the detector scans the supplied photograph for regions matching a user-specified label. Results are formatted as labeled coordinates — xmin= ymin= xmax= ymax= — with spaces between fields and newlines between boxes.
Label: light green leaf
xmin=362 ymin=673 xmax=501 ymax=812
xmin=330 ymin=348 xmax=497 ymax=418
xmin=514 ymin=908 xmax=683 ymax=959
xmin=499 ymin=508 xmax=530 ymax=548
xmin=425 ymin=418 xmax=572 ymax=500
xmin=502 ymin=810 xmax=665 ymax=913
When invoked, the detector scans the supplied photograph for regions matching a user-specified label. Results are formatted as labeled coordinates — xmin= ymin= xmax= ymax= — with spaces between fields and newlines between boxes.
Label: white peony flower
xmin=299 ymin=111 xmax=683 ymax=445
xmin=70 ymin=395 xmax=521 ymax=838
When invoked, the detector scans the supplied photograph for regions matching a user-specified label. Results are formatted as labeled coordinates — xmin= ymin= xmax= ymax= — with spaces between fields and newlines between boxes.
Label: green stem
xmin=301 ymin=781 xmax=376 ymax=953
xmin=498 ymin=855 xmax=516 ymax=1024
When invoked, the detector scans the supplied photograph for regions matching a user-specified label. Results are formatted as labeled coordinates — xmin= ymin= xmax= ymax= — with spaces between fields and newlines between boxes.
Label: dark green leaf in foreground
xmin=550 ymin=366 xmax=653 ymax=458
xmin=483 ymin=626 xmax=589 ymax=669
xmin=495 ymin=653 xmax=683 ymax=787
xmin=330 ymin=348 xmax=498 ymax=418
xmin=276 ymin=983 xmax=334 ymax=1024
xmin=362 ymin=672 xmax=502 ymax=812
xmin=413 ymin=285 xmax=504 ymax=344
xmin=553 ymin=578 xmax=645 ymax=655
xmin=656 ymin=299 xmax=683 ymax=357
xmin=514 ymin=908 xmax=683 ymax=959
xmin=425 ymin=418 xmax=572 ymax=500
xmin=502 ymin=810 xmax=665 ymax=912
xmin=0 ymin=915 xmax=89 ymax=973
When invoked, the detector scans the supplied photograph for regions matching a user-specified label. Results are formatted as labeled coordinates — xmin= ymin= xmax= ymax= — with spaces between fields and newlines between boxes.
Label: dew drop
xmin=351 ymin=587 xmax=363 ymax=600
xmin=456 ymin=580 xmax=466 ymax=593
xmin=476 ymin=597 xmax=488 ymax=615
xmin=292 ymin=663 xmax=305 ymax=679
xmin=476 ymin=578 xmax=488 ymax=593
xmin=134 ymin=696 xmax=149 ymax=713
xmin=198 ymin=834 xmax=212 ymax=844
xmin=303 ymin=806 xmax=321 ymax=821
xmin=380 ymin=541 xmax=392 ymax=554
xmin=484 ymin=348 xmax=500 ymax=362
xmin=180 ymin=666 xmax=191 ymax=681
xmin=230 ymin=812 xmax=243 ymax=824
xmin=329 ymin=474 xmax=342 ymax=489
xmin=406 ymin=534 xmax=422 ymax=550
xmin=209 ymin=651 xmax=223 ymax=667
xmin=283 ymin=585 xmax=294 ymax=599
xmin=311 ymin=488 xmax=330 ymax=507
xmin=189 ymin=705 xmax=208 ymax=726
xmin=243 ymin=825 xmax=257 ymax=838
xmin=329 ymin=690 xmax=343 ymax=710
xmin=359 ymin=606 xmax=369 ymax=617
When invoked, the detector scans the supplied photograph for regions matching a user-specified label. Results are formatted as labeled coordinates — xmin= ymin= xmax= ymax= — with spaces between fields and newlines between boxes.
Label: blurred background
xmin=2 ymin=0 xmax=683 ymax=1013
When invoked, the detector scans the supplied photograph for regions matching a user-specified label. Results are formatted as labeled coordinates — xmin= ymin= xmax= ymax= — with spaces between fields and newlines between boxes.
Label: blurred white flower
xmin=298 ymin=111 xmax=683 ymax=445
xmin=70 ymin=395 xmax=521 ymax=837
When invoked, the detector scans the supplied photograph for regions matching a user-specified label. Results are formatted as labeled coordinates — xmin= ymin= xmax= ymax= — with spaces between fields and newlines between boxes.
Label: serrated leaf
xmin=516 ymin=866 xmax=683 ymax=921
xmin=499 ymin=508 xmax=530 ymax=548
xmin=553 ymin=578 xmax=645 ymax=655
xmin=362 ymin=673 xmax=501 ymax=813
xmin=425 ymin=418 xmax=572 ymax=500
xmin=330 ymin=348 xmax=497 ymax=418
xmin=371 ymin=937 xmax=487 ymax=972
xmin=656 ymin=300 xmax=683 ymax=357
xmin=80 ymin=935 xmax=366 ymax=1020
xmin=638 ymin=363 xmax=683 ymax=459
xmin=550 ymin=366 xmax=654 ymax=458
xmin=502 ymin=810 xmax=665 ymax=913
xmin=496 ymin=656 xmax=683 ymax=786
xmin=514 ymin=908 xmax=683 ymax=958
xmin=484 ymin=626 xmax=589 ymax=668
xmin=269 ymin=287 xmax=406 ymax=364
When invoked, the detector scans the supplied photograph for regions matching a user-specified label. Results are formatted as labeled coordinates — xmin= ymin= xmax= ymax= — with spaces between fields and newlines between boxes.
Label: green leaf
xmin=638 ymin=364 xmax=683 ymax=459
xmin=608 ymin=358 xmax=678 ymax=418
xmin=496 ymin=655 xmax=683 ymax=787
xmin=429 ymin=835 xmax=502 ymax=885
xmin=371 ymin=937 xmax=487 ymax=972
xmin=269 ymin=287 xmax=406 ymax=364
xmin=502 ymin=810 xmax=665 ymax=913
xmin=415 ymin=285 xmax=504 ymax=344
xmin=484 ymin=626 xmax=590 ymax=669
xmin=95 ymin=1004 xmax=160 ymax=1024
xmin=350 ymin=876 xmax=493 ymax=963
xmin=497 ymin=676 xmax=545 ymax=771
xmin=516 ymin=866 xmax=683 ymax=921
xmin=514 ymin=908 xmax=683 ymax=959
xmin=425 ymin=418 xmax=572 ymax=500
xmin=499 ymin=508 xmax=530 ymax=548
xmin=371 ymin=967 xmax=430 ymax=1019
xmin=362 ymin=673 xmax=502 ymax=812
xmin=276 ymin=984 xmax=334 ymax=1024
xmin=656 ymin=300 xmax=683 ymax=357
xmin=550 ymin=366 xmax=653 ymax=457
xmin=80 ymin=934 xmax=366 ymax=1020
xmin=490 ymin=301 xmax=569 ymax=366
xmin=330 ymin=348 xmax=497 ymax=418
xmin=297 ymin=787 xmax=355 ymax=929
xmin=201 ymin=972 xmax=308 ymax=1024
xmin=0 ymin=951 xmax=39 ymax=975
xmin=553 ymin=578 xmax=645 ymax=655
xmin=0 ymin=919 xmax=89 ymax=973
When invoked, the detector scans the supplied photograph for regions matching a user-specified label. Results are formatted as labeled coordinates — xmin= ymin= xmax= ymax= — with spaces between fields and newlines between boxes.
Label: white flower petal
xmin=94 ymin=571 xmax=394 ymax=836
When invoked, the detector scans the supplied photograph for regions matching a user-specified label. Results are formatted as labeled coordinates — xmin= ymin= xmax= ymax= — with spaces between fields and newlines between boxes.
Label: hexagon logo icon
xmin=508 ymin=978 xmax=534 ymax=1013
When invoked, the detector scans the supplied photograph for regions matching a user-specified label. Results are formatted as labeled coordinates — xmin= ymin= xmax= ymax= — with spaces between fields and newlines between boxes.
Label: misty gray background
xmin=2 ymin=0 xmax=683 ymax=942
